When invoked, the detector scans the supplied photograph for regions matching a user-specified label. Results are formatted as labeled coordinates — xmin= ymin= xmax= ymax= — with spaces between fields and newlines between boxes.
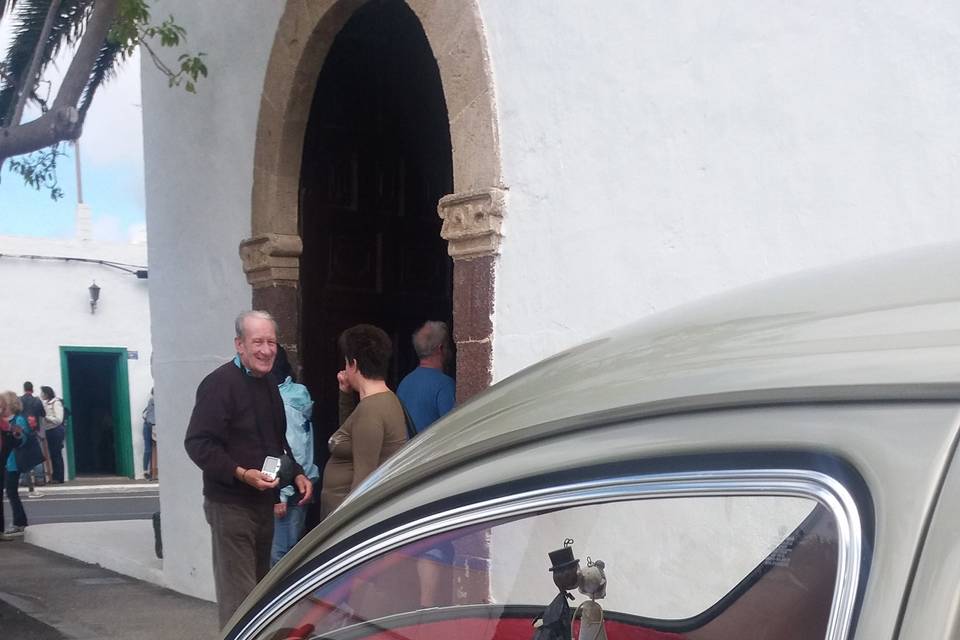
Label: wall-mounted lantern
xmin=89 ymin=281 xmax=101 ymax=314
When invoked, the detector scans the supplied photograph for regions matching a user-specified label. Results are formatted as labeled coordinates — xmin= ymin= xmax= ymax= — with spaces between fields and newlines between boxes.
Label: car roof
xmin=368 ymin=241 xmax=960 ymax=493
xmin=246 ymin=242 xmax=960 ymax=618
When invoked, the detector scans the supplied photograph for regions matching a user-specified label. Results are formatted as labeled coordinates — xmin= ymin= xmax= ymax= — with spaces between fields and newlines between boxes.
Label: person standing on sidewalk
xmin=0 ymin=393 xmax=12 ymax=537
xmin=142 ymin=389 xmax=156 ymax=480
xmin=39 ymin=386 xmax=66 ymax=484
xmin=397 ymin=321 xmax=456 ymax=434
xmin=2 ymin=390 xmax=37 ymax=539
xmin=19 ymin=381 xmax=46 ymax=489
xmin=184 ymin=310 xmax=313 ymax=628
xmin=396 ymin=321 xmax=457 ymax=606
xmin=321 ymin=324 xmax=407 ymax=520
xmin=19 ymin=382 xmax=45 ymax=433
xmin=269 ymin=346 xmax=319 ymax=566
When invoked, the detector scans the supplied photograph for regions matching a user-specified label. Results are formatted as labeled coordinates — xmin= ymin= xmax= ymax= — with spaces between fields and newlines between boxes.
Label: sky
xmin=0 ymin=19 xmax=146 ymax=243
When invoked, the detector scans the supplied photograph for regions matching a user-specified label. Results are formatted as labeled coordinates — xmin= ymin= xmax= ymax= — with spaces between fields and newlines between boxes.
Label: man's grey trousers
xmin=204 ymin=498 xmax=274 ymax=628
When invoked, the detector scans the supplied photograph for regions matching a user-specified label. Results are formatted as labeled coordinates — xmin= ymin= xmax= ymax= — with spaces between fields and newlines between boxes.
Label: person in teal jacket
xmin=270 ymin=347 xmax=320 ymax=565
xmin=2 ymin=391 xmax=31 ymax=539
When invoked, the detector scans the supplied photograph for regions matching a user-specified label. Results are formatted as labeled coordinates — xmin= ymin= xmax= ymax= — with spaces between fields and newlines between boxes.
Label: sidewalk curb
xmin=18 ymin=483 xmax=159 ymax=496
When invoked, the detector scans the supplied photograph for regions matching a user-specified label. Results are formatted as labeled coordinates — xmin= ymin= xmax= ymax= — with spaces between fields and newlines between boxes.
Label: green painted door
xmin=59 ymin=347 xmax=135 ymax=479
xmin=112 ymin=353 xmax=134 ymax=477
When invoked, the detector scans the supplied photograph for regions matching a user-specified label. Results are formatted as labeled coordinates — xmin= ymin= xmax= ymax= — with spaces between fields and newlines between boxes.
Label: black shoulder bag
xmin=400 ymin=401 xmax=418 ymax=441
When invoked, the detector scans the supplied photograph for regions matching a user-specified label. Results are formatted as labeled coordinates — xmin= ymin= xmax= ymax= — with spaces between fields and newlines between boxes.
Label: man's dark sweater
xmin=20 ymin=393 xmax=45 ymax=426
xmin=184 ymin=361 xmax=301 ymax=506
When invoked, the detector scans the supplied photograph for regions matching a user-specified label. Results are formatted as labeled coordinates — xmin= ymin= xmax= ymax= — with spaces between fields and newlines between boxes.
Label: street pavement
xmin=13 ymin=489 xmax=159 ymax=525
xmin=0 ymin=538 xmax=218 ymax=639
xmin=3 ymin=481 xmax=159 ymax=529
xmin=1 ymin=479 xmax=219 ymax=639
xmin=0 ymin=596 xmax=63 ymax=640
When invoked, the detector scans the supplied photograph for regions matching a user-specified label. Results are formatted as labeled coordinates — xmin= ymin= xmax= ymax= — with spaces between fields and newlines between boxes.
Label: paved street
xmin=0 ymin=597 xmax=64 ymax=640
xmin=2 ymin=485 xmax=159 ymax=530
xmin=0 ymin=539 xmax=217 ymax=640
xmin=10 ymin=488 xmax=159 ymax=526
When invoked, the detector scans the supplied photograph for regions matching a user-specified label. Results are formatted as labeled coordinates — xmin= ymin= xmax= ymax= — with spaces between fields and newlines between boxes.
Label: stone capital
xmin=239 ymin=233 xmax=303 ymax=288
xmin=438 ymin=187 xmax=506 ymax=258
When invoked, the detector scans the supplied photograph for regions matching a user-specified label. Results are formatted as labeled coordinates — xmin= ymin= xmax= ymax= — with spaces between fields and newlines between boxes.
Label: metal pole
xmin=74 ymin=138 xmax=83 ymax=204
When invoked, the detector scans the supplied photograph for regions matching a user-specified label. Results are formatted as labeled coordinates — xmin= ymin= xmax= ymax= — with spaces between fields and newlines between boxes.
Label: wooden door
xmin=299 ymin=0 xmax=453 ymax=473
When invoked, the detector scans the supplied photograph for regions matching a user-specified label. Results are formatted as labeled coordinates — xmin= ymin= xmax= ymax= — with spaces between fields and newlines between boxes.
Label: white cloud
xmin=128 ymin=222 xmax=148 ymax=245
xmin=79 ymin=50 xmax=144 ymax=172
xmin=90 ymin=213 xmax=147 ymax=245
xmin=91 ymin=213 xmax=125 ymax=243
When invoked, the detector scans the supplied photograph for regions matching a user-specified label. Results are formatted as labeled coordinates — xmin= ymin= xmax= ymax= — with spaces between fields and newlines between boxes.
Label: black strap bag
xmin=14 ymin=429 xmax=45 ymax=471
xmin=400 ymin=402 xmax=418 ymax=441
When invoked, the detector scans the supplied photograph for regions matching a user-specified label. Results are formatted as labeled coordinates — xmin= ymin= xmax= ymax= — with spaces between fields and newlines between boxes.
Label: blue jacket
xmin=278 ymin=377 xmax=319 ymax=504
xmin=6 ymin=413 xmax=31 ymax=473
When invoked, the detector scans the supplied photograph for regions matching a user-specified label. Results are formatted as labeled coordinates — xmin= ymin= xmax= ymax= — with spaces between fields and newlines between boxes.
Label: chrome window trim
xmin=236 ymin=469 xmax=862 ymax=640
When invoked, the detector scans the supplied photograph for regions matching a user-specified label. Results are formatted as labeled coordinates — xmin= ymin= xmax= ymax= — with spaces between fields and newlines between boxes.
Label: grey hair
xmin=412 ymin=320 xmax=450 ymax=359
xmin=235 ymin=310 xmax=278 ymax=339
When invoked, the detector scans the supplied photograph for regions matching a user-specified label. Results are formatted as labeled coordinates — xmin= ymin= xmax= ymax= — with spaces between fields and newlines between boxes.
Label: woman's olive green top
xmin=320 ymin=390 xmax=407 ymax=519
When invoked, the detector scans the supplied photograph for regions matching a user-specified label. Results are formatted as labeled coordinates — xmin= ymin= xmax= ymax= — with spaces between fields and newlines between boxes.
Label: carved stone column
xmin=438 ymin=187 xmax=505 ymax=403
xmin=239 ymin=233 xmax=303 ymax=369
xmin=437 ymin=188 xmax=505 ymax=606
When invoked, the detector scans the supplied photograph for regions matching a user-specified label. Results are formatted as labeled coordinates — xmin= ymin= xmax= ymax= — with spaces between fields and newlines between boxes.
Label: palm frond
xmin=0 ymin=0 xmax=19 ymax=22
xmin=1 ymin=0 xmax=61 ymax=125
xmin=78 ymin=34 xmax=122 ymax=117
xmin=48 ymin=0 xmax=94 ymax=58
xmin=0 ymin=0 xmax=95 ymax=127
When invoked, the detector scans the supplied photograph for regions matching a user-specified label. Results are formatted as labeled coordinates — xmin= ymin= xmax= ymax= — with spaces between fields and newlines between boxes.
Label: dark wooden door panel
xmin=298 ymin=0 xmax=454 ymax=503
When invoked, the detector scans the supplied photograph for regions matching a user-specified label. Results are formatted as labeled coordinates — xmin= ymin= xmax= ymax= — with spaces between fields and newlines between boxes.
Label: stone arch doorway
xmin=298 ymin=0 xmax=454 ymax=448
xmin=241 ymin=0 xmax=506 ymax=409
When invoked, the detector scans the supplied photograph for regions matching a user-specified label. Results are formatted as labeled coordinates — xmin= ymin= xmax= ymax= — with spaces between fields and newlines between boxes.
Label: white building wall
xmin=481 ymin=0 xmax=960 ymax=378
xmin=0 ymin=235 xmax=152 ymax=477
xmin=140 ymin=0 xmax=285 ymax=601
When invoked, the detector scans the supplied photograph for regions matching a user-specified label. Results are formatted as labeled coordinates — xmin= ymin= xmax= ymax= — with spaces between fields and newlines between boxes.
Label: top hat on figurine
xmin=548 ymin=545 xmax=579 ymax=573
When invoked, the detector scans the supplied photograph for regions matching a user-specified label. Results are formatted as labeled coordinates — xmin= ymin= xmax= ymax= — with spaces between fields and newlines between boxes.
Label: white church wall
xmin=480 ymin=0 xmax=960 ymax=379
xmin=139 ymin=0 xmax=285 ymax=602
xmin=0 ymin=235 xmax=152 ymax=478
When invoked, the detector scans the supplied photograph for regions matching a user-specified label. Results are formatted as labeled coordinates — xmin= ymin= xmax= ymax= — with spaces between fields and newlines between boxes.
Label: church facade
xmin=141 ymin=0 xmax=960 ymax=599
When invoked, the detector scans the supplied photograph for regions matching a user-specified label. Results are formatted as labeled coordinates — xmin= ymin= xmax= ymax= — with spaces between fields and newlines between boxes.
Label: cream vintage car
xmin=226 ymin=244 xmax=960 ymax=640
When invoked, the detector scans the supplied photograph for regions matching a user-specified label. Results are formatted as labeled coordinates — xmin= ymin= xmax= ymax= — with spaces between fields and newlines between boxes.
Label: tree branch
xmin=7 ymin=0 xmax=61 ymax=128
xmin=0 ymin=0 xmax=121 ymax=162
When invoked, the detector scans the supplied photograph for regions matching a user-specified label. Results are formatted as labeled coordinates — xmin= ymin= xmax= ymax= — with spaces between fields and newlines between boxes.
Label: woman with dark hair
xmin=40 ymin=386 xmax=66 ymax=484
xmin=320 ymin=324 xmax=407 ymax=520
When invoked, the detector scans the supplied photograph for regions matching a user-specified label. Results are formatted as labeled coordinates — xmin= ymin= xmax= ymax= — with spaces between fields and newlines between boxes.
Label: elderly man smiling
xmin=185 ymin=310 xmax=313 ymax=628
